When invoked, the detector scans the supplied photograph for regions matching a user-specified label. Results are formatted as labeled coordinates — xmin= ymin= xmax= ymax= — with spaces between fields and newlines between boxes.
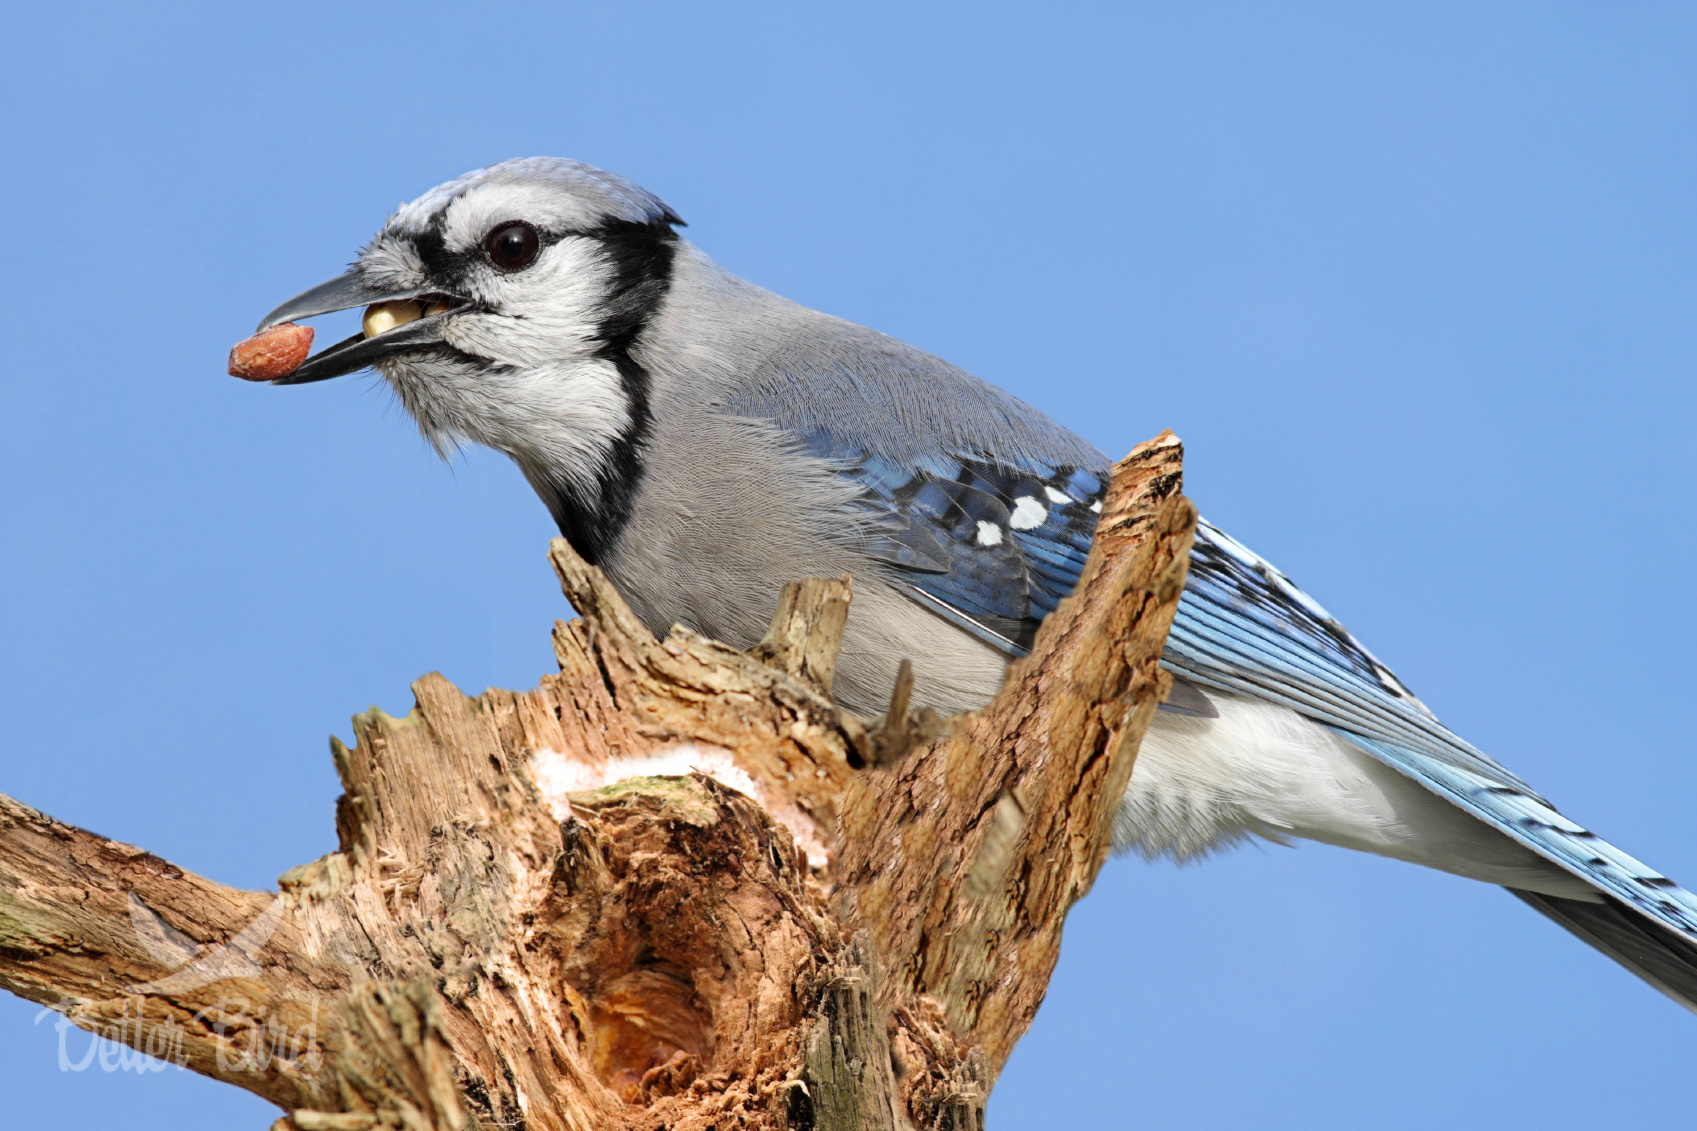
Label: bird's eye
xmin=485 ymin=221 xmax=540 ymax=271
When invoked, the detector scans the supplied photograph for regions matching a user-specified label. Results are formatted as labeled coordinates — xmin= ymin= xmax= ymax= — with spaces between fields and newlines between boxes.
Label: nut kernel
xmin=362 ymin=301 xmax=424 ymax=339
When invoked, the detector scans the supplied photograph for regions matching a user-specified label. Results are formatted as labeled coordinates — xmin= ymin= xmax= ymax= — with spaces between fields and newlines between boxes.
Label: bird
xmin=247 ymin=156 xmax=1697 ymax=1011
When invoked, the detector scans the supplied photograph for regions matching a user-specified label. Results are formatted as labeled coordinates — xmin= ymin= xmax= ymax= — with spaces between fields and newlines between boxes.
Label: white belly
xmin=1117 ymin=688 xmax=1598 ymax=901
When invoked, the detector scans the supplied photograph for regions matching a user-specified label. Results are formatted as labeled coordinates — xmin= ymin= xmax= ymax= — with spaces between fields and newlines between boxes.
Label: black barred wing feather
xmin=1168 ymin=520 xmax=1697 ymax=957
xmin=802 ymin=432 xmax=1104 ymax=653
xmin=813 ymin=436 xmax=1697 ymax=967
xmin=1169 ymin=522 xmax=1537 ymax=792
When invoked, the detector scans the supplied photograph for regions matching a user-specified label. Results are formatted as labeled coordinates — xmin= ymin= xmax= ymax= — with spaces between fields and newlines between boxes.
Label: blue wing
xmin=802 ymin=430 xmax=1105 ymax=654
xmin=814 ymin=433 xmax=1697 ymax=1007
xmin=1166 ymin=521 xmax=1697 ymax=1007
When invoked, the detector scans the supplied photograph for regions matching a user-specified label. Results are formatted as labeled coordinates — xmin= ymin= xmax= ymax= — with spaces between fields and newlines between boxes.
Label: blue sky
xmin=2 ymin=3 xmax=1696 ymax=1127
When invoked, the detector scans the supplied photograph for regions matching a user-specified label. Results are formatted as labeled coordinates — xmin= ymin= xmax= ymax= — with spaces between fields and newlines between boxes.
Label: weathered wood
xmin=0 ymin=431 xmax=1194 ymax=1129
xmin=750 ymin=575 xmax=855 ymax=696
xmin=837 ymin=433 xmax=1192 ymax=1078
xmin=798 ymin=939 xmax=901 ymax=1131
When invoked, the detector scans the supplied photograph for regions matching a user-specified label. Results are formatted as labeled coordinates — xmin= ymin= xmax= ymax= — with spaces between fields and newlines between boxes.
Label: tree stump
xmin=0 ymin=433 xmax=1194 ymax=1130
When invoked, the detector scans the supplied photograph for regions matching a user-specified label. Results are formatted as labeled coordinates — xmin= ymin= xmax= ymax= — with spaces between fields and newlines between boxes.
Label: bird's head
xmin=253 ymin=157 xmax=685 ymax=556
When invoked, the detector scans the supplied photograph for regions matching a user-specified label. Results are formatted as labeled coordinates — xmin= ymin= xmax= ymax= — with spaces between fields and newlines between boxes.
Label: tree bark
xmin=0 ymin=432 xmax=1194 ymax=1130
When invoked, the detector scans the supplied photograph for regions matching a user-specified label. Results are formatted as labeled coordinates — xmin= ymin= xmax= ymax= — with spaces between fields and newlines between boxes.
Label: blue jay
xmin=250 ymin=157 xmax=1697 ymax=1011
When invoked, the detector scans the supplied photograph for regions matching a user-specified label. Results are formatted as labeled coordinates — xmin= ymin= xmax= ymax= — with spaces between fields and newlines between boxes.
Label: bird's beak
xmin=254 ymin=269 xmax=468 ymax=385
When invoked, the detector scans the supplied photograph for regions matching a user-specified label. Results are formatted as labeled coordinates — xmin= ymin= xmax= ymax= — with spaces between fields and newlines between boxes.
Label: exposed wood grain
xmin=837 ymin=435 xmax=1192 ymax=1080
xmin=0 ymin=432 xmax=1193 ymax=1130
xmin=750 ymin=575 xmax=854 ymax=697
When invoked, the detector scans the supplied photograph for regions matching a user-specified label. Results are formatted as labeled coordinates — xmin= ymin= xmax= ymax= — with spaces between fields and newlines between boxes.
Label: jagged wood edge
xmin=0 ymin=430 xmax=1191 ymax=1130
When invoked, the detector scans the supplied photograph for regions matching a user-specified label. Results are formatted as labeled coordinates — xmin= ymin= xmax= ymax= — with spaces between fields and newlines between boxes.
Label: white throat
xmin=378 ymin=349 xmax=633 ymax=489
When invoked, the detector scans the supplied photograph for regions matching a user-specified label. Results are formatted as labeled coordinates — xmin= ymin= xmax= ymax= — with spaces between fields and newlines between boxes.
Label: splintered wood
xmin=0 ymin=433 xmax=1195 ymax=1130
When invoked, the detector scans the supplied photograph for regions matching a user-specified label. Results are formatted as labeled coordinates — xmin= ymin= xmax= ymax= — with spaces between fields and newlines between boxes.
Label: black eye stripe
xmin=404 ymin=216 xmax=679 ymax=315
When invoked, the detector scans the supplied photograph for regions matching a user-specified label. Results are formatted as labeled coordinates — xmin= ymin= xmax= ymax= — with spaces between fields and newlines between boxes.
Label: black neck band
xmin=540 ymin=217 xmax=679 ymax=564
